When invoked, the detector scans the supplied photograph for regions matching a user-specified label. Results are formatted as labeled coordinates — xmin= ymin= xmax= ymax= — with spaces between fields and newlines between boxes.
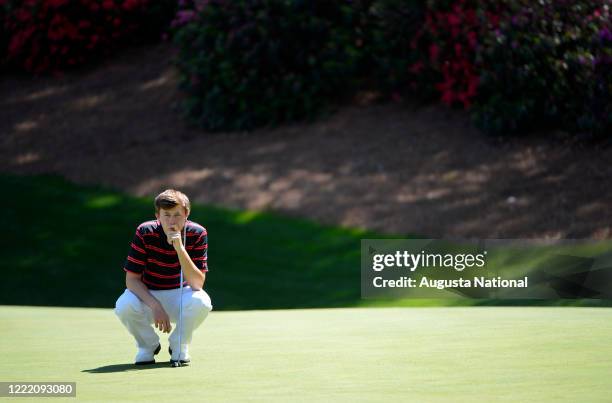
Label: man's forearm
xmin=176 ymin=247 xmax=205 ymax=290
xmin=126 ymin=275 xmax=161 ymax=309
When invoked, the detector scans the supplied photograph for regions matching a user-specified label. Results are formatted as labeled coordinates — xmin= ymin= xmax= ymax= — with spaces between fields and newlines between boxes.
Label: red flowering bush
xmin=404 ymin=0 xmax=610 ymax=138
xmin=1 ymin=0 xmax=176 ymax=74
xmin=0 ymin=1 xmax=7 ymax=72
xmin=409 ymin=0 xmax=503 ymax=109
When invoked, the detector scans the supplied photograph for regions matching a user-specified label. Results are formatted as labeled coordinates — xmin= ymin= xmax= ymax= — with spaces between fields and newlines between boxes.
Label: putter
xmin=171 ymin=224 xmax=186 ymax=368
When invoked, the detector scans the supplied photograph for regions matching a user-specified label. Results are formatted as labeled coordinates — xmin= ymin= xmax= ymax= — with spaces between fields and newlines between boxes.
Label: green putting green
xmin=1 ymin=305 xmax=611 ymax=402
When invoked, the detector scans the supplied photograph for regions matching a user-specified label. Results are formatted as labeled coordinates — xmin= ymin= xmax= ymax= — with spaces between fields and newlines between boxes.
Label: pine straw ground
xmin=1 ymin=42 xmax=611 ymax=239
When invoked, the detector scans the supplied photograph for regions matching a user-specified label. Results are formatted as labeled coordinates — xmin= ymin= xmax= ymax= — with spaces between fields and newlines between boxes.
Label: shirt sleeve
xmin=190 ymin=229 xmax=208 ymax=272
xmin=124 ymin=228 xmax=147 ymax=274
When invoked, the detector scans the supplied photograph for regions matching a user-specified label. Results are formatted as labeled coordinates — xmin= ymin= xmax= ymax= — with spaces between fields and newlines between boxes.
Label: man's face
xmin=156 ymin=205 xmax=188 ymax=235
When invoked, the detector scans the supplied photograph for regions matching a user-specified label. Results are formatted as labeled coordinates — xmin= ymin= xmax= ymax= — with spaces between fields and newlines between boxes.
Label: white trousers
xmin=114 ymin=286 xmax=212 ymax=350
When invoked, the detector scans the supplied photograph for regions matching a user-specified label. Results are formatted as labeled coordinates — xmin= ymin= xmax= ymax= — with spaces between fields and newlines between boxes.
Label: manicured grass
xmin=1 ymin=305 xmax=611 ymax=402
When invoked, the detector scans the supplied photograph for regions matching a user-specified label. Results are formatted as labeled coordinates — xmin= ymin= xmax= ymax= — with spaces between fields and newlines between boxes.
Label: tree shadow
xmin=1 ymin=42 xmax=611 ymax=243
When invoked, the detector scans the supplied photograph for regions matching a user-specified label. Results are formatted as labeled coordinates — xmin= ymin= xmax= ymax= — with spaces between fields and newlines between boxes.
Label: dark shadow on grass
xmin=3 ymin=173 xmax=611 ymax=310
xmin=0 ymin=173 xmax=382 ymax=310
xmin=82 ymin=361 xmax=179 ymax=373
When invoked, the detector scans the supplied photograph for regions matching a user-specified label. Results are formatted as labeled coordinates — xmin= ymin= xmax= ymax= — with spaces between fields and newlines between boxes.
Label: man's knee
xmin=114 ymin=289 xmax=142 ymax=319
xmin=187 ymin=291 xmax=213 ymax=315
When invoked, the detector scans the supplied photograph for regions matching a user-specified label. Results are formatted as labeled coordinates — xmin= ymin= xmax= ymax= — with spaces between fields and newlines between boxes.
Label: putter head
xmin=171 ymin=361 xmax=182 ymax=368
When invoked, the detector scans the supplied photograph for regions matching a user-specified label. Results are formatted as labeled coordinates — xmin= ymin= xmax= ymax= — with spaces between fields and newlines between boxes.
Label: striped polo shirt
xmin=124 ymin=220 xmax=208 ymax=290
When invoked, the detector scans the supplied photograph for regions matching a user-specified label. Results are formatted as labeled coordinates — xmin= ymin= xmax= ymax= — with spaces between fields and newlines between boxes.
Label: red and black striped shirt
xmin=124 ymin=220 xmax=208 ymax=290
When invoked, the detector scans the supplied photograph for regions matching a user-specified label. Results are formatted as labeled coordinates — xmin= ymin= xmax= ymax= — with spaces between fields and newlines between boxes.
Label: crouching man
xmin=115 ymin=189 xmax=212 ymax=365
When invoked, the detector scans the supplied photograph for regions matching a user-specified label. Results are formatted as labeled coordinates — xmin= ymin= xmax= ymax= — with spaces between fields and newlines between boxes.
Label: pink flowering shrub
xmin=408 ymin=0 xmax=503 ymax=109
xmin=1 ymin=0 xmax=176 ymax=74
